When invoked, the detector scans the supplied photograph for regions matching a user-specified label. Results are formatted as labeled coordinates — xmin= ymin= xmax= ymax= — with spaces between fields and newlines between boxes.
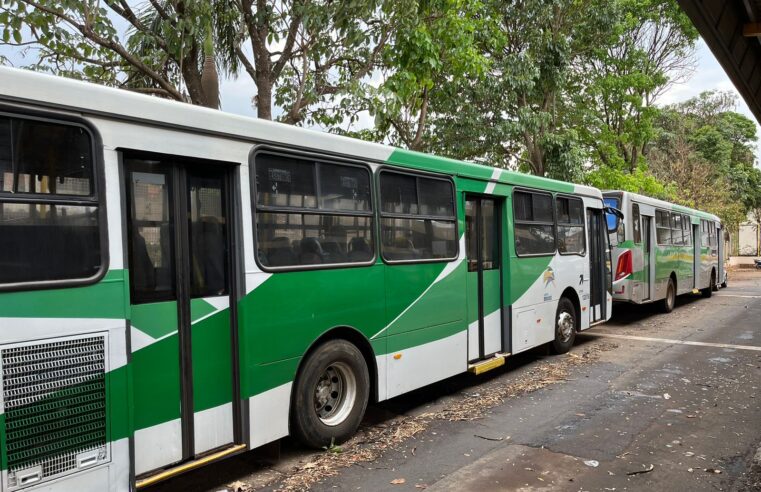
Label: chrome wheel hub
xmin=557 ymin=311 xmax=574 ymax=342
xmin=313 ymin=362 xmax=357 ymax=426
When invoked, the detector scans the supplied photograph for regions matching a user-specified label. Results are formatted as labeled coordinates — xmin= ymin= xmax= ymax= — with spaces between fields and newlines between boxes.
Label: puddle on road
xmin=708 ymin=356 xmax=732 ymax=364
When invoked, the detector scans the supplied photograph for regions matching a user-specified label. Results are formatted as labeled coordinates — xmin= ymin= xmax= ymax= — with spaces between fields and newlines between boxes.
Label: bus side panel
xmin=238 ymin=265 xmax=385 ymax=446
xmin=0 ymin=271 xmax=131 ymax=492
xmin=383 ymin=262 xmax=467 ymax=396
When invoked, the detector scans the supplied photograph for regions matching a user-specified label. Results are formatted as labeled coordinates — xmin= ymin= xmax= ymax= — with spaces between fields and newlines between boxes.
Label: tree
xmin=431 ymin=0 xmax=615 ymax=178
xmin=0 ymin=1 xmax=236 ymax=107
xmin=325 ymin=0 xmax=489 ymax=151
xmin=574 ymin=0 xmax=698 ymax=173
xmin=0 ymin=0 xmax=393 ymax=119
xmin=648 ymin=91 xmax=761 ymax=230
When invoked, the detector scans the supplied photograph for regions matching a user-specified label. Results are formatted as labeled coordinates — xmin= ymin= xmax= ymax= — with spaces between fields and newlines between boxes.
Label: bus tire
xmin=702 ymin=271 xmax=715 ymax=298
xmin=291 ymin=339 xmax=370 ymax=449
xmin=659 ymin=278 xmax=676 ymax=313
xmin=551 ymin=297 xmax=577 ymax=355
xmin=712 ymin=270 xmax=719 ymax=291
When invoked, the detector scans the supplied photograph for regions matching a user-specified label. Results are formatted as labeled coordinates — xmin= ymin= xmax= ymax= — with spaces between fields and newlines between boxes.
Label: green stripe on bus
xmin=192 ymin=308 xmax=233 ymax=412
xmin=0 ymin=270 xmax=127 ymax=319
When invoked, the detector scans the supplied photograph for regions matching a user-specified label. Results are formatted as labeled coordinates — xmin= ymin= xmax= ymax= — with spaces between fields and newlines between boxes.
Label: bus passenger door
xmin=642 ymin=215 xmax=652 ymax=301
xmin=693 ymin=223 xmax=701 ymax=289
xmin=465 ymin=196 xmax=504 ymax=361
xmin=718 ymin=224 xmax=726 ymax=286
xmin=587 ymin=208 xmax=607 ymax=324
xmin=125 ymin=155 xmax=239 ymax=476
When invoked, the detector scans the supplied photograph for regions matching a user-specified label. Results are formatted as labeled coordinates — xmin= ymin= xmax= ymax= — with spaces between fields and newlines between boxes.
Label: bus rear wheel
xmin=701 ymin=271 xmax=715 ymax=298
xmin=659 ymin=278 xmax=676 ymax=313
xmin=291 ymin=339 xmax=370 ymax=449
xmin=551 ymin=297 xmax=577 ymax=354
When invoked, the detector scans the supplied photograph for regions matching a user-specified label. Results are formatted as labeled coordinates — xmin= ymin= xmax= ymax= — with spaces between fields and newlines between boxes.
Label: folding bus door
xmin=642 ymin=215 xmax=653 ymax=301
xmin=587 ymin=208 xmax=608 ymax=324
xmin=124 ymin=155 xmax=240 ymax=476
xmin=465 ymin=196 xmax=504 ymax=361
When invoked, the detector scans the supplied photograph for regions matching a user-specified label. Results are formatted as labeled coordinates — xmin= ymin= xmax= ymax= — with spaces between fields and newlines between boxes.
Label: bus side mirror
xmin=604 ymin=207 xmax=623 ymax=233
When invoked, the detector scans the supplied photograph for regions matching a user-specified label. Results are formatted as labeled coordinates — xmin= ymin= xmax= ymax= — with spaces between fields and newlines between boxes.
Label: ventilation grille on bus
xmin=1 ymin=335 xmax=108 ymax=489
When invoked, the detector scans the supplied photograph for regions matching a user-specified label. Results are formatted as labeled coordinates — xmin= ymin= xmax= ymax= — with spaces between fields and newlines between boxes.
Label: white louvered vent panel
xmin=1 ymin=335 xmax=109 ymax=490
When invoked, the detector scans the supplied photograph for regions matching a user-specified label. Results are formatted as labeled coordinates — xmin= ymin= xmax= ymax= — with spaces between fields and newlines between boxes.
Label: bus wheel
xmin=712 ymin=271 xmax=719 ymax=291
xmin=721 ymin=274 xmax=728 ymax=289
xmin=659 ymin=278 xmax=676 ymax=313
xmin=291 ymin=339 xmax=369 ymax=449
xmin=551 ymin=297 xmax=576 ymax=354
xmin=702 ymin=271 xmax=715 ymax=298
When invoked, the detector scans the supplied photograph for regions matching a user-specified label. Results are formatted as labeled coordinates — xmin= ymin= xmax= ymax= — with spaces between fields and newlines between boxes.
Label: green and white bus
xmin=0 ymin=66 xmax=613 ymax=491
xmin=603 ymin=191 xmax=726 ymax=313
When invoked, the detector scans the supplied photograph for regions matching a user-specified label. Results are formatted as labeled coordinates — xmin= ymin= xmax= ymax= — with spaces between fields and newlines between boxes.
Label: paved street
xmin=157 ymin=270 xmax=761 ymax=492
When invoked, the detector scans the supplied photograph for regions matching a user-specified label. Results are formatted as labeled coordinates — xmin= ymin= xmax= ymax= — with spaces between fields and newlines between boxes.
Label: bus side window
xmin=682 ymin=214 xmax=692 ymax=246
xmin=656 ymin=210 xmax=671 ymax=245
xmin=254 ymin=152 xmax=374 ymax=269
xmin=0 ymin=115 xmax=102 ymax=287
xmin=513 ymin=190 xmax=555 ymax=256
xmin=632 ymin=204 xmax=641 ymax=244
xmin=556 ymin=196 xmax=585 ymax=255
xmin=379 ymin=171 xmax=457 ymax=262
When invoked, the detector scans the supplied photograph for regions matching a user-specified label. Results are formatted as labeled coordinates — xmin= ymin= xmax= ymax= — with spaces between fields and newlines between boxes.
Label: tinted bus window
xmin=0 ymin=115 xmax=101 ymax=287
xmin=656 ymin=210 xmax=671 ymax=245
xmin=632 ymin=204 xmax=641 ymax=244
xmin=556 ymin=196 xmax=585 ymax=255
xmin=379 ymin=171 xmax=457 ymax=262
xmin=254 ymin=153 xmax=374 ymax=268
xmin=514 ymin=190 xmax=555 ymax=256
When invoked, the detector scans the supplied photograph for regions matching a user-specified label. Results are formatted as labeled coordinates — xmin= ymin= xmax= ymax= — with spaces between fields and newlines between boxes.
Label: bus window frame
xmin=631 ymin=203 xmax=642 ymax=244
xmin=376 ymin=167 xmax=459 ymax=265
xmin=0 ymin=106 xmax=109 ymax=293
xmin=554 ymin=193 xmax=586 ymax=257
xmin=250 ymin=146 xmax=378 ymax=273
xmin=512 ymin=187 xmax=557 ymax=258
xmin=655 ymin=209 xmax=672 ymax=246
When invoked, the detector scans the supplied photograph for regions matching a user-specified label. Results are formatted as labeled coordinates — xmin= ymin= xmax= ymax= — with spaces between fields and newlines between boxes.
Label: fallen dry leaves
xmin=272 ymin=341 xmax=617 ymax=491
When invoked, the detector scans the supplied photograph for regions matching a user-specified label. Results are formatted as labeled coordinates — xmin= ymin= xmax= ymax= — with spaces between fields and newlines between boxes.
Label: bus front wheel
xmin=551 ymin=297 xmax=577 ymax=354
xmin=291 ymin=339 xmax=370 ymax=449
xmin=659 ymin=278 xmax=676 ymax=313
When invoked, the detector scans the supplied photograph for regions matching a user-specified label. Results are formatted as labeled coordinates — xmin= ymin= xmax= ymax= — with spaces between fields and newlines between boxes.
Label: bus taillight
xmin=615 ymin=250 xmax=633 ymax=281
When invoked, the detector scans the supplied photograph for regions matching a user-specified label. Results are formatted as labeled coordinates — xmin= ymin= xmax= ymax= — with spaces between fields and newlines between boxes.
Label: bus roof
xmin=603 ymin=190 xmax=721 ymax=223
xmin=0 ymin=66 xmax=601 ymax=199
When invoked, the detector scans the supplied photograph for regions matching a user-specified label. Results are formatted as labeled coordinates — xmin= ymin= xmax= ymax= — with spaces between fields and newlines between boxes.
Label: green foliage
xmin=585 ymin=164 xmax=675 ymax=199
xmin=574 ymin=0 xmax=698 ymax=173
xmin=648 ymin=91 xmax=761 ymax=229
xmin=318 ymin=0 xmax=489 ymax=150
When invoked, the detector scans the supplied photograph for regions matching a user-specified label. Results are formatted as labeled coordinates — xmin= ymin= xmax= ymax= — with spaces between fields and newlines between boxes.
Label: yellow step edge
xmin=136 ymin=443 xmax=247 ymax=489
xmin=468 ymin=353 xmax=509 ymax=375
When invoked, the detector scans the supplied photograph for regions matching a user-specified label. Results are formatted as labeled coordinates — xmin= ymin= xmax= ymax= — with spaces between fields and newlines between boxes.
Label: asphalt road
xmin=155 ymin=269 xmax=761 ymax=492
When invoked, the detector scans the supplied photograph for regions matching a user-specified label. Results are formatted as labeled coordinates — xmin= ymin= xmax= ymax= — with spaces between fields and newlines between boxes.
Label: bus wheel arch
xmin=551 ymin=291 xmax=578 ymax=354
xmin=703 ymin=268 xmax=716 ymax=297
xmin=560 ymin=287 xmax=581 ymax=333
xmin=289 ymin=327 xmax=375 ymax=448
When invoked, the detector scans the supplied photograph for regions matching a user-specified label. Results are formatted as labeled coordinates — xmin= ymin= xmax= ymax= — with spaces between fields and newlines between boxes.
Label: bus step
xmin=692 ymin=288 xmax=700 ymax=294
xmin=135 ymin=443 xmax=247 ymax=489
xmin=468 ymin=353 xmax=509 ymax=375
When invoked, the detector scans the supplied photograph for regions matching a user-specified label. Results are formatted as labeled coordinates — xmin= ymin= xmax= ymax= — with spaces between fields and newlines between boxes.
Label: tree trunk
xmin=181 ymin=46 xmax=205 ymax=106
xmin=201 ymin=55 xmax=220 ymax=109
xmin=256 ymin=74 xmax=273 ymax=120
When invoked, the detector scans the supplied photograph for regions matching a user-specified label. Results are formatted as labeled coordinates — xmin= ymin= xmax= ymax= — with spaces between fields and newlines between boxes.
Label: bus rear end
xmin=603 ymin=192 xmax=634 ymax=302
